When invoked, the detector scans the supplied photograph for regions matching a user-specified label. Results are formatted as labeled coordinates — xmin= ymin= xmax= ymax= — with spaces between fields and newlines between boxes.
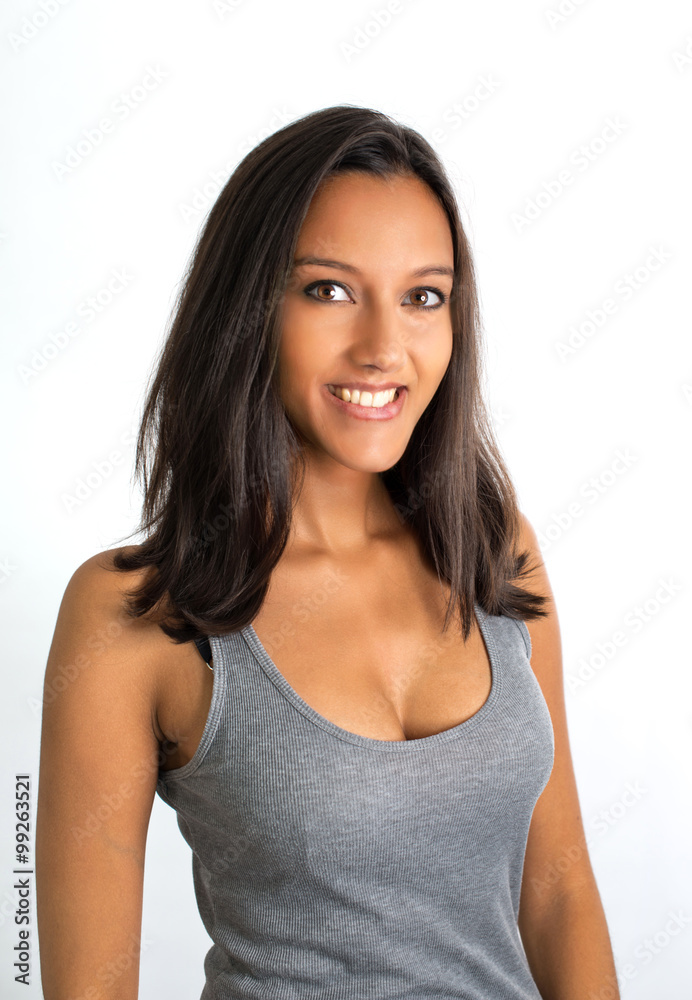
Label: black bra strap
xmin=194 ymin=635 xmax=213 ymax=668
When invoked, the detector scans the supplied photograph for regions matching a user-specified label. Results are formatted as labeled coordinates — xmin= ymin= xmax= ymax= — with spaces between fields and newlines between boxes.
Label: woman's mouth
xmin=323 ymin=383 xmax=407 ymax=421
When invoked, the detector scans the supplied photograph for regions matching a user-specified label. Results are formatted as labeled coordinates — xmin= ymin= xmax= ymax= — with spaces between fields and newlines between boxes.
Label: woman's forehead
xmin=295 ymin=174 xmax=454 ymax=266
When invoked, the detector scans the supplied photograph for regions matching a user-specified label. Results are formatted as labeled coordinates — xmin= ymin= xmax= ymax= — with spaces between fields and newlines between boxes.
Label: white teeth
xmin=328 ymin=385 xmax=398 ymax=408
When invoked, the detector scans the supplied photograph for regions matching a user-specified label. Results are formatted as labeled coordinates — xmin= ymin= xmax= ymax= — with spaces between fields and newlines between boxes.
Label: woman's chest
xmin=241 ymin=542 xmax=492 ymax=742
xmin=157 ymin=542 xmax=493 ymax=767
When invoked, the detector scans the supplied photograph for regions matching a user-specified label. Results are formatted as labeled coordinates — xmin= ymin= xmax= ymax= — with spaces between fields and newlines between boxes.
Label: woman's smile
xmin=323 ymin=382 xmax=407 ymax=420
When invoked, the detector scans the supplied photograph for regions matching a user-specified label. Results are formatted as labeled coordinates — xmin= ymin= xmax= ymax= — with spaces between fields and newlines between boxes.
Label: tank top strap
xmin=194 ymin=635 xmax=213 ymax=668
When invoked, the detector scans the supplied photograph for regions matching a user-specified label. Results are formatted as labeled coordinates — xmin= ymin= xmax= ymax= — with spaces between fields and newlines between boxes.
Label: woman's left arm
xmin=515 ymin=513 xmax=621 ymax=1000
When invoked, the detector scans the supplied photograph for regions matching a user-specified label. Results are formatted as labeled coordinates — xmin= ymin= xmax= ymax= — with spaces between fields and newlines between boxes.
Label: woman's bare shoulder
xmin=67 ymin=543 xmax=153 ymax=598
xmin=49 ymin=545 xmax=171 ymax=700
xmin=49 ymin=546 xmax=209 ymax=752
xmin=60 ymin=545 xmax=163 ymax=628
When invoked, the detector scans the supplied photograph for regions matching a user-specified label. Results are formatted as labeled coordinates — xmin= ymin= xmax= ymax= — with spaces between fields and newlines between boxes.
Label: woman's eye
xmin=304 ymin=282 xmax=446 ymax=308
xmin=305 ymin=282 xmax=351 ymax=302
xmin=405 ymin=288 xmax=445 ymax=309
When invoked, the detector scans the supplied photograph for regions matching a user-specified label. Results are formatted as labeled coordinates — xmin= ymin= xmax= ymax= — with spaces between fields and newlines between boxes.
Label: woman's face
xmin=278 ymin=170 xmax=455 ymax=474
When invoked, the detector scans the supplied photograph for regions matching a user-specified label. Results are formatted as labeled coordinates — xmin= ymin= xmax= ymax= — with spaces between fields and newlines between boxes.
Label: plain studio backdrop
xmin=1 ymin=0 xmax=691 ymax=996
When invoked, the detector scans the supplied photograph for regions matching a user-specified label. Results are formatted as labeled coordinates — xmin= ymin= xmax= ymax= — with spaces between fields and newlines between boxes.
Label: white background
xmin=1 ymin=0 xmax=691 ymax=996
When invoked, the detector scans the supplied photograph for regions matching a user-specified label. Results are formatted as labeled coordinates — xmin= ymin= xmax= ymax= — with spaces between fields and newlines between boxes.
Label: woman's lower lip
xmin=322 ymin=385 xmax=407 ymax=420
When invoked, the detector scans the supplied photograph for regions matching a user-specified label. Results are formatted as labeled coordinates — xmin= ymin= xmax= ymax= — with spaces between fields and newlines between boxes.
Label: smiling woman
xmin=278 ymin=171 xmax=455 ymax=457
xmin=36 ymin=105 xmax=619 ymax=1000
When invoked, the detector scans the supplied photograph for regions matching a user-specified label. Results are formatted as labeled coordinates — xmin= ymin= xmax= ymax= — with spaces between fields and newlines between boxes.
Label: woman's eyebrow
xmin=292 ymin=256 xmax=455 ymax=280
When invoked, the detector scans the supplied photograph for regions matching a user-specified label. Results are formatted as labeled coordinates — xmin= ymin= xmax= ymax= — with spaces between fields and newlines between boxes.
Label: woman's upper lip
xmin=326 ymin=381 xmax=406 ymax=392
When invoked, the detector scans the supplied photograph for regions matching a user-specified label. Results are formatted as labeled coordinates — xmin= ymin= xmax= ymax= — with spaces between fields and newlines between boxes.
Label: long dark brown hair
xmin=112 ymin=104 xmax=547 ymax=643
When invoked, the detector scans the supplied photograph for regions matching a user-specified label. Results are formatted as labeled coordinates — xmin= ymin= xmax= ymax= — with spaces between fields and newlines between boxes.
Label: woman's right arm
xmin=36 ymin=553 xmax=163 ymax=1000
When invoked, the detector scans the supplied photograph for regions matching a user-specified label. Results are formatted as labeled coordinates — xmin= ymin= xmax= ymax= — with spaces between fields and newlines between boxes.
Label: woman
xmin=36 ymin=105 xmax=620 ymax=999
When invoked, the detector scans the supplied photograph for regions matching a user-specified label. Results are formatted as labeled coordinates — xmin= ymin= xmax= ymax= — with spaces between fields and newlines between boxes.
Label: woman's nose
xmin=350 ymin=296 xmax=411 ymax=356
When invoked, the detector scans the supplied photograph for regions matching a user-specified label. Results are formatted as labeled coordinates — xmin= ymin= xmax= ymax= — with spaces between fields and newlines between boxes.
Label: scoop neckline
xmin=240 ymin=602 xmax=503 ymax=752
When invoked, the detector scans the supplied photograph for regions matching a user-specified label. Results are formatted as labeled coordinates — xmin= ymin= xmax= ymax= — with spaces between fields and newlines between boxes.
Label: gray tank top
xmin=156 ymin=603 xmax=554 ymax=999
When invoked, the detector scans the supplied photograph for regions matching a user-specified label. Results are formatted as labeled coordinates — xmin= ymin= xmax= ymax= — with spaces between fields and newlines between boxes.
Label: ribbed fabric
xmin=156 ymin=603 xmax=554 ymax=999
